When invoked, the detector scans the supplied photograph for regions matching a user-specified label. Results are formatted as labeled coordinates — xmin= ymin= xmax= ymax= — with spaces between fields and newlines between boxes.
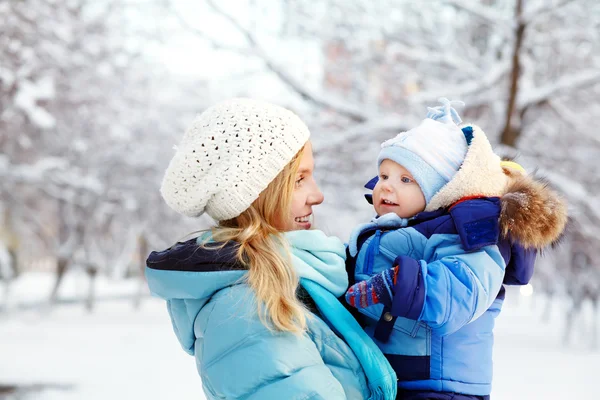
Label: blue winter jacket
xmin=349 ymin=198 xmax=516 ymax=396
xmin=346 ymin=124 xmax=557 ymax=397
xmin=146 ymin=231 xmax=397 ymax=400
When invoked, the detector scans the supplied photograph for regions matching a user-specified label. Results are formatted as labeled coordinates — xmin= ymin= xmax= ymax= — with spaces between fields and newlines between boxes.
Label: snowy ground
xmin=0 ymin=272 xmax=597 ymax=399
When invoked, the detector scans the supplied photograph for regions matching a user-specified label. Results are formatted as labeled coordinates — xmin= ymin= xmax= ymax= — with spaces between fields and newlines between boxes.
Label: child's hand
xmin=345 ymin=266 xmax=399 ymax=309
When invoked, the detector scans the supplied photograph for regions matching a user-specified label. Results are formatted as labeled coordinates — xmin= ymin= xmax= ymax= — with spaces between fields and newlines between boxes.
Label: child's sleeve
xmin=389 ymin=235 xmax=506 ymax=336
xmin=499 ymin=239 xmax=537 ymax=285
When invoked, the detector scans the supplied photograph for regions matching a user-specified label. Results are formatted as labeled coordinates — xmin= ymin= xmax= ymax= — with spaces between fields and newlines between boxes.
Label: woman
xmin=146 ymin=98 xmax=397 ymax=399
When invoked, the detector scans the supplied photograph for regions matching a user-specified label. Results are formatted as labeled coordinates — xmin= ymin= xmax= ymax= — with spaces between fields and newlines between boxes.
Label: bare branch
xmin=547 ymin=99 xmax=600 ymax=146
xmin=521 ymin=0 xmax=578 ymax=24
xmin=204 ymin=0 xmax=371 ymax=122
xmin=164 ymin=1 xmax=252 ymax=56
xmin=386 ymin=42 xmax=481 ymax=76
xmin=408 ymin=61 xmax=511 ymax=104
xmin=315 ymin=114 xmax=417 ymax=154
xmin=518 ymin=69 xmax=600 ymax=109
xmin=500 ymin=0 xmax=525 ymax=147
xmin=441 ymin=0 xmax=511 ymax=29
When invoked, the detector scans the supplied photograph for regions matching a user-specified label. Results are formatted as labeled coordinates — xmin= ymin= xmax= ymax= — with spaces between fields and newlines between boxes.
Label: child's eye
xmin=381 ymin=174 xmax=388 ymax=180
xmin=401 ymin=176 xmax=413 ymax=183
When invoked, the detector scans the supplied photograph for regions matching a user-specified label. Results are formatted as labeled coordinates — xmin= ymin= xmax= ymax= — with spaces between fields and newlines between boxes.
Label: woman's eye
xmin=401 ymin=176 xmax=412 ymax=183
xmin=295 ymin=177 xmax=304 ymax=186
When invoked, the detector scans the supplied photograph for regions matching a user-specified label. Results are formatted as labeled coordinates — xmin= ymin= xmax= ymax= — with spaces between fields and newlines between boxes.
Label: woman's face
xmin=280 ymin=142 xmax=324 ymax=231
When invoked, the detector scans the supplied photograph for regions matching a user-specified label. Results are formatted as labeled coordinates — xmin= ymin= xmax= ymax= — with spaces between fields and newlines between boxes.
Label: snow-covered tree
xmin=2 ymin=0 xmax=598 ymax=320
xmin=0 ymin=0 xmax=206 ymax=303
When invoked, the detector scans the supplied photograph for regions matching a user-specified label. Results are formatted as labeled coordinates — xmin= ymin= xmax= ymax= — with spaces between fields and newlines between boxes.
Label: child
xmin=344 ymin=99 xmax=568 ymax=400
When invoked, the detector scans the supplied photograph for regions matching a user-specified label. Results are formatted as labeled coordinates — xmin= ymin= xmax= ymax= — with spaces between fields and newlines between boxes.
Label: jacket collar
xmin=146 ymin=237 xmax=244 ymax=273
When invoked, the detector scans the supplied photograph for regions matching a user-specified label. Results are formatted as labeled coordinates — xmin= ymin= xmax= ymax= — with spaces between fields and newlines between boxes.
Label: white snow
xmin=13 ymin=78 xmax=56 ymax=130
xmin=0 ymin=272 xmax=202 ymax=400
xmin=0 ymin=273 xmax=597 ymax=399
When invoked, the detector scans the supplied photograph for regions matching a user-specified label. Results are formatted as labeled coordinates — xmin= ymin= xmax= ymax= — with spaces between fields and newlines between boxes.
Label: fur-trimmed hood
xmin=426 ymin=125 xmax=507 ymax=211
xmin=498 ymin=166 xmax=568 ymax=249
xmin=426 ymin=124 xmax=568 ymax=249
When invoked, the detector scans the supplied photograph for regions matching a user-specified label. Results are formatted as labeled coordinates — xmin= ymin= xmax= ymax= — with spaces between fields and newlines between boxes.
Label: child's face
xmin=279 ymin=141 xmax=324 ymax=231
xmin=373 ymin=159 xmax=426 ymax=218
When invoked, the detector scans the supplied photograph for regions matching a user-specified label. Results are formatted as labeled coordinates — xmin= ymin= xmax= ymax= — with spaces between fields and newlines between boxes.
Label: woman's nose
xmin=308 ymin=182 xmax=324 ymax=206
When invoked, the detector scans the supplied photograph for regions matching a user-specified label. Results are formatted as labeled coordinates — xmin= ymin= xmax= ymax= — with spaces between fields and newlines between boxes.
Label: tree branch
xmin=386 ymin=42 xmax=481 ymax=76
xmin=547 ymin=99 xmax=600 ymax=146
xmin=164 ymin=1 xmax=252 ymax=56
xmin=500 ymin=0 xmax=525 ymax=147
xmin=314 ymin=114 xmax=417 ymax=154
xmin=204 ymin=0 xmax=371 ymax=122
xmin=521 ymin=0 xmax=578 ymax=24
xmin=518 ymin=69 xmax=600 ymax=109
xmin=408 ymin=60 xmax=511 ymax=104
xmin=441 ymin=0 xmax=511 ymax=29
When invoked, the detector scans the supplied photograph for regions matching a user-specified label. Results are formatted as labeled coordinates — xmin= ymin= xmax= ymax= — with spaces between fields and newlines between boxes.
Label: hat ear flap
xmin=363 ymin=176 xmax=378 ymax=204
xmin=461 ymin=126 xmax=474 ymax=146
xmin=364 ymin=175 xmax=379 ymax=190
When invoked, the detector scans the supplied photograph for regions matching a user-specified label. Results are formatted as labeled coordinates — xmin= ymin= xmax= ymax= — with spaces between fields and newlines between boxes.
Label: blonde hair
xmin=207 ymin=146 xmax=308 ymax=333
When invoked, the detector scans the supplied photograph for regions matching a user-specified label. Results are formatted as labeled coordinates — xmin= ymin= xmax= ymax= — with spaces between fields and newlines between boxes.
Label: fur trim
xmin=499 ymin=167 xmax=568 ymax=249
xmin=425 ymin=124 xmax=507 ymax=212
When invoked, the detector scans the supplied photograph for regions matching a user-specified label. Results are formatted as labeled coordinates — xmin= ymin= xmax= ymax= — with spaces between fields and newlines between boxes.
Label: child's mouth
xmin=381 ymin=199 xmax=398 ymax=206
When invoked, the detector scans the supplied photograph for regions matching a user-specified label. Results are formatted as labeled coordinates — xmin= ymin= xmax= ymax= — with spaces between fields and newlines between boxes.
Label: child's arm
xmin=500 ymin=239 xmax=537 ymax=285
xmin=346 ymin=236 xmax=505 ymax=336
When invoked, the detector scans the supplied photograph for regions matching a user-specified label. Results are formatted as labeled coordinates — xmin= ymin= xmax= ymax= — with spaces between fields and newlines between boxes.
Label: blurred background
xmin=1 ymin=0 xmax=599 ymax=398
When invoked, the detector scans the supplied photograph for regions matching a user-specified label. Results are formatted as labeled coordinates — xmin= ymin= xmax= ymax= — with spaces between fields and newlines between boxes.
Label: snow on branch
xmin=165 ymin=2 xmax=252 ymax=56
xmin=387 ymin=42 xmax=481 ymax=76
xmin=518 ymin=69 xmax=600 ymax=109
xmin=409 ymin=60 xmax=511 ymax=104
xmin=203 ymin=0 xmax=371 ymax=122
xmin=0 ymin=156 xmax=103 ymax=195
xmin=315 ymin=114 xmax=417 ymax=153
xmin=521 ymin=0 xmax=578 ymax=24
xmin=441 ymin=0 xmax=511 ymax=29
xmin=14 ymin=78 xmax=56 ymax=129
xmin=546 ymin=99 xmax=600 ymax=145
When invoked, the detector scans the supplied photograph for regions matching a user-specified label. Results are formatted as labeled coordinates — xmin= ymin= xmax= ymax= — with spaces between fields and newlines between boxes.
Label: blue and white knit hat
xmin=378 ymin=98 xmax=468 ymax=204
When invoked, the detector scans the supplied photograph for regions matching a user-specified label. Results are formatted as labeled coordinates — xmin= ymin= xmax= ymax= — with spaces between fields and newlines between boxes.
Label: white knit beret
xmin=160 ymin=98 xmax=310 ymax=221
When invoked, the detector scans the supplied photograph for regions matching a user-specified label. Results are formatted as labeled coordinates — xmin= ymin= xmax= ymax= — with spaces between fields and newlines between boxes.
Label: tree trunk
xmin=50 ymin=257 xmax=69 ymax=304
xmin=133 ymin=233 xmax=149 ymax=310
xmin=85 ymin=263 xmax=98 ymax=312
xmin=500 ymin=0 xmax=525 ymax=147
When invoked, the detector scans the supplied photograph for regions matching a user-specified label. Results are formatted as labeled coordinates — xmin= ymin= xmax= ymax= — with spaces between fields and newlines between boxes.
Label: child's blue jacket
xmin=349 ymin=198 xmax=534 ymax=396
xmin=348 ymin=124 xmax=567 ymax=396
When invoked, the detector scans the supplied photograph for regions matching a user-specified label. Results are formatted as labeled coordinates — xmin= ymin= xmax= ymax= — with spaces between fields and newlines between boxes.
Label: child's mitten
xmin=345 ymin=266 xmax=399 ymax=308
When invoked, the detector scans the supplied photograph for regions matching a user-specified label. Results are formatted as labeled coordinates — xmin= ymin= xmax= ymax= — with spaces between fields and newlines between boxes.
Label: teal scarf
xmin=284 ymin=230 xmax=397 ymax=400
